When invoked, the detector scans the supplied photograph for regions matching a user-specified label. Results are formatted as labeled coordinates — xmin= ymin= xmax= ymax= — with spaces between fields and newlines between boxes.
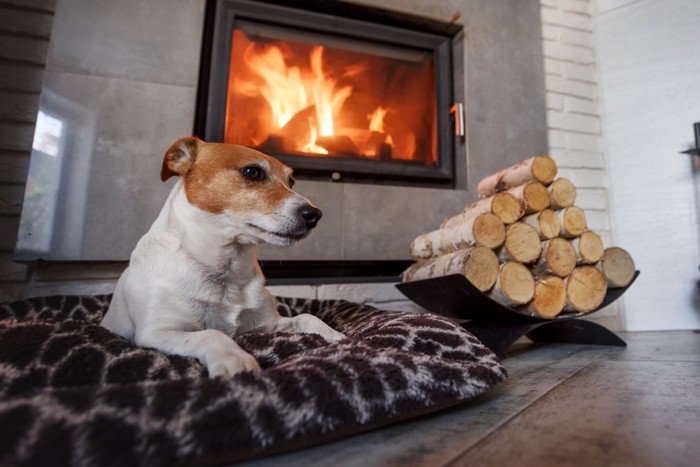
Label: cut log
xmin=558 ymin=206 xmax=587 ymax=238
xmin=565 ymin=266 xmax=607 ymax=313
xmin=489 ymin=262 xmax=535 ymax=307
xmin=525 ymin=276 xmax=567 ymax=318
xmin=522 ymin=208 xmax=561 ymax=240
xmin=572 ymin=230 xmax=604 ymax=264
xmin=533 ymin=237 xmax=577 ymax=277
xmin=506 ymin=181 xmax=551 ymax=214
xmin=599 ymin=247 xmax=636 ymax=288
xmin=401 ymin=246 xmax=499 ymax=292
xmin=498 ymin=222 xmax=543 ymax=264
xmin=441 ymin=192 xmax=523 ymax=229
xmin=549 ymin=178 xmax=576 ymax=209
xmin=410 ymin=213 xmax=505 ymax=260
xmin=477 ymin=155 xmax=558 ymax=198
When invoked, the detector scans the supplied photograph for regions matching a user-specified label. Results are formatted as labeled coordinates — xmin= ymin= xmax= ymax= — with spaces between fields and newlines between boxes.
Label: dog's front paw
xmin=323 ymin=328 xmax=346 ymax=343
xmin=206 ymin=351 xmax=261 ymax=378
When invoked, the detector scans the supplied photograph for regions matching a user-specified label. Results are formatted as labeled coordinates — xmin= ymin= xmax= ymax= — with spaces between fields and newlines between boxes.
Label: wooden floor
xmin=240 ymin=331 xmax=700 ymax=467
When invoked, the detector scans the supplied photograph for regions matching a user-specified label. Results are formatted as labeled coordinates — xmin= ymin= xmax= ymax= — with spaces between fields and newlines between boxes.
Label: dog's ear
xmin=161 ymin=136 xmax=201 ymax=182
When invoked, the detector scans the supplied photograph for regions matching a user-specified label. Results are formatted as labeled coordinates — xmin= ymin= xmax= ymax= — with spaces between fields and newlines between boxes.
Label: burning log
xmin=558 ymin=206 xmax=587 ymax=238
xmin=477 ymin=155 xmax=558 ymax=198
xmin=572 ymin=231 xmax=604 ymax=264
xmin=489 ymin=262 xmax=535 ymax=307
xmin=498 ymin=222 xmax=542 ymax=264
xmin=526 ymin=276 xmax=568 ymax=318
xmin=565 ymin=266 xmax=607 ymax=313
xmin=506 ymin=181 xmax=551 ymax=214
xmin=522 ymin=209 xmax=561 ymax=240
xmin=401 ymin=246 xmax=499 ymax=292
xmin=316 ymin=135 xmax=359 ymax=156
xmin=410 ymin=213 xmax=505 ymax=260
xmin=533 ymin=237 xmax=577 ymax=277
xmin=442 ymin=193 xmax=523 ymax=229
xmin=598 ymin=247 xmax=636 ymax=288
xmin=549 ymin=178 xmax=576 ymax=209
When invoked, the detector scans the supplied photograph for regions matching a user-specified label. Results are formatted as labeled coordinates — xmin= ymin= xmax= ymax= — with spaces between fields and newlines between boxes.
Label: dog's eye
xmin=240 ymin=166 xmax=265 ymax=181
xmin=288 ymin=177 xmax=295 ymax=188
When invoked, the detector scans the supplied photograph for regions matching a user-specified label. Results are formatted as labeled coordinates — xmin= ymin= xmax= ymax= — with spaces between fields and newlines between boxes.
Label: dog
xmin=101 ymin=137 xmax=345 ymax=377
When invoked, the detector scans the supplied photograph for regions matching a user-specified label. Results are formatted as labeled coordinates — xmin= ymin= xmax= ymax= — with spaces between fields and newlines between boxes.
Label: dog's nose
xmin=298 ymin=204 xmax=322 ymax=228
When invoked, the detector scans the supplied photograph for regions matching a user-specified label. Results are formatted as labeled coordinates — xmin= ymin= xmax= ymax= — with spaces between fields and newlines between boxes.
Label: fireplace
xmin=196 ymin=0 xmax=461 ymax=185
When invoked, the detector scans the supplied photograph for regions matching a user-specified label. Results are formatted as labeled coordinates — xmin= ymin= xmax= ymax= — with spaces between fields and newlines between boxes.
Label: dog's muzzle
xmin=298 ymin=204 xmax=322 ymax=229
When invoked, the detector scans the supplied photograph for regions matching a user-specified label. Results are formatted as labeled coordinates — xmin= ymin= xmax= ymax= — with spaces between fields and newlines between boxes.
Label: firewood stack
xmin=402 ymin=155 xmax=636 ymax=319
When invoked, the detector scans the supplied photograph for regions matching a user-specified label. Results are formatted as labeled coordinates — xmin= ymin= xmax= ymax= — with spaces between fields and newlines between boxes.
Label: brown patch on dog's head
xmin=162 ymin=138 xmax=296 ymax=215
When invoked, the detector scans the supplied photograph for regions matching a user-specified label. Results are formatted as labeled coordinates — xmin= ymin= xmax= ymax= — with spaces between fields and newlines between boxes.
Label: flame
xmin=368 ymin=107 xmax=388 ymax=133
xmin=240 ymin=43 xmax=352 ymax=154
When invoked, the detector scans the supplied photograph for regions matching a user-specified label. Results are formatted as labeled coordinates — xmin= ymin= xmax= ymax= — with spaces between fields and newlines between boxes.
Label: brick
xmin=0 ymin=36 xmax=50 ymax=65
xmin=0 ymin=122 xmax=35 ymax=152
xmin=0 ymin=91 xmax=41 ymax=122
xmin=545 ymin=75 xmax=597 ymax=100
xmin=0 ymin=152 xmax=30 ymax=183
xmin=547 ymin=110 xmax=600 ymax=134
xmin=544 ymin=57 xmax=563 ymax=75
xmin=584 ymin=209 xmax=611 ymax=231
xmin=575 ymin=188 xmax=609 ymax=210
xmin=563 ymin=62 xmax=597 ymax=83
xmin=0 ymin=185 xmax=25 ymax=214
xmin=0 ymin=0 xmax=56 ymax=12
xmin=548 ymin=129 xmax=567 ymax=149
xmin=25 ymin=279 xmax=117 ymax=298
xmin=0 ymin=63 xmax=46 ymax=93
xmin=543 ymin=41 xmax=595 ymax=65
xmin=546 ymin=93 xmax=565 ymax=111
xmin=0 ymin=215 xmax=21 ymax=249
xmin=540 ymin=0 xmax=558 ymax=8
xmin=541 ymin=24 xmax=558 ymax=41
xmin=565 ymin=132 xmax=601 ymax=152
xmin=541 ymin=7 xmax=592 ymax=31
xmin=0 ymin=252 xmax=27 ymax=281
xmin=317 ymin=283 xmax=405 ymax=302
xmin=559 ymin=27 xmax=593 ymax=48
xmin=0 ymin=7 xmax=54 ymax=38
xmin=559 ymin=0 xmax=591 ymax=15
xmin=565 ymin=95 xmax=599 ymax=115
xmin=550 ymin=149 xmax=605 ymax=169
xmin=557 ymin=167 xmax=608 ymax=188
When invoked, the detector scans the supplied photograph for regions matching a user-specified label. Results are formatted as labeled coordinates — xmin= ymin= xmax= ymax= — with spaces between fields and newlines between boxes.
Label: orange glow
xmin=227 ymin=29 xmax=437 ymax=164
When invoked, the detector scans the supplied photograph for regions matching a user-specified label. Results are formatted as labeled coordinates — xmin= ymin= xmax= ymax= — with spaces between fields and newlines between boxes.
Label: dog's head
xmin=161 ymin=137 xmax=322 ymax=246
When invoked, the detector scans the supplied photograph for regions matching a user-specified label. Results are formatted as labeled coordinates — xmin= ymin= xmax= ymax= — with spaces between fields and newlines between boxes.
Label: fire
xmin=227 ymin=29 xmax=437 ymax=165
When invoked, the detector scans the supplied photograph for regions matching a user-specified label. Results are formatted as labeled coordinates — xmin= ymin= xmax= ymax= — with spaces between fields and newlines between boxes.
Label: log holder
xmin=396 ymin=271 xmax=639 ymax=356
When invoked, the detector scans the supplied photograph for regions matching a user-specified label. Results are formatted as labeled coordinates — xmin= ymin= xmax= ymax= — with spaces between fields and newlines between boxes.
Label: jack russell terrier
xmin=101 ymin=137 xmax=345 ymax=377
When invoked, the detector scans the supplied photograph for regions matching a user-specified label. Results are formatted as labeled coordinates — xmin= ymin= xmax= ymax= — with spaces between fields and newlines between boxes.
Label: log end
xmin=500 ymin=262 xmax=535 ymax=305
xmin=602 ymin=246 xmax=636 ymax=288
xmin=550 ymin=178 xmax=576 ymax=209
xmin=566 ymin=266 xmax=607 ymax=312
xmin=504 ymin=222 xmax=542 ymax=264
xmin=539 ymin=209 xmax=562 ymax=239
xmin=524 ymin=182 xmax=551 ymax=213
xmin=473 ymin=213 xmax=506 ymax=249
xmin=546 ymin=237 xmax=577 ymax=277
xmin=561 ymin=206 xmax=587 ymax=238
xmin=532 ymin=276 xmax=567 ymax=318
xmin=532 ymin=155 xmax=558 ymax=185
xmin=464 ymin=246 xmax=500 ymax=292
xmin=577 ymin=230 xmax=604 ymax=264
xmin=492 ymin=193 xmax=524 ymax=224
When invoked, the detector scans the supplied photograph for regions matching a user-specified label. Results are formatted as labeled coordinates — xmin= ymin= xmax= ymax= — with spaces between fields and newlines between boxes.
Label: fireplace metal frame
xmin=196 ymin=0 xmax=460 ymax=186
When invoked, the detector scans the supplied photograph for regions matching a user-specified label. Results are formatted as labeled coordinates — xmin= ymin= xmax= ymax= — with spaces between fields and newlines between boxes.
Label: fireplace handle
xmin=450 ymin=102 xmax=465 ymax=137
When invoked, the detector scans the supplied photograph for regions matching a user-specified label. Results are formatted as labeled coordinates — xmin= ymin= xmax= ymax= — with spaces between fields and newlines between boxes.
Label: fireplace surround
xmin=14 ymin=0 xmax=548 ymax=284
xmin=197 ymin=0 xmax=460 ymax=186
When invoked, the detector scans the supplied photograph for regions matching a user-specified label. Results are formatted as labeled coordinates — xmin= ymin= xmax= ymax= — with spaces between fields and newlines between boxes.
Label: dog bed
xmin=0 ymin=295 xmax=506 ymax=466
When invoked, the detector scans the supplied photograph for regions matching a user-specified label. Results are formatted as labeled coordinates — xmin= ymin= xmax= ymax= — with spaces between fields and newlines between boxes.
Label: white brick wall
xmin=540 ymin=0 xmax=618 ymax=327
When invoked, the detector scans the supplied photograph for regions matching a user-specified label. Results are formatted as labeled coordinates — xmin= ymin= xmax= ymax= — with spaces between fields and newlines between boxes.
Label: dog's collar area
xmin=246 ymin=223 xmax=307 ymax=241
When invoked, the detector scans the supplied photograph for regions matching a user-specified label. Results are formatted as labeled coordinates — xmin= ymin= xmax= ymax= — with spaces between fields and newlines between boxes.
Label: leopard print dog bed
xmin=0 ymin=295 xmax=506 ymax=466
